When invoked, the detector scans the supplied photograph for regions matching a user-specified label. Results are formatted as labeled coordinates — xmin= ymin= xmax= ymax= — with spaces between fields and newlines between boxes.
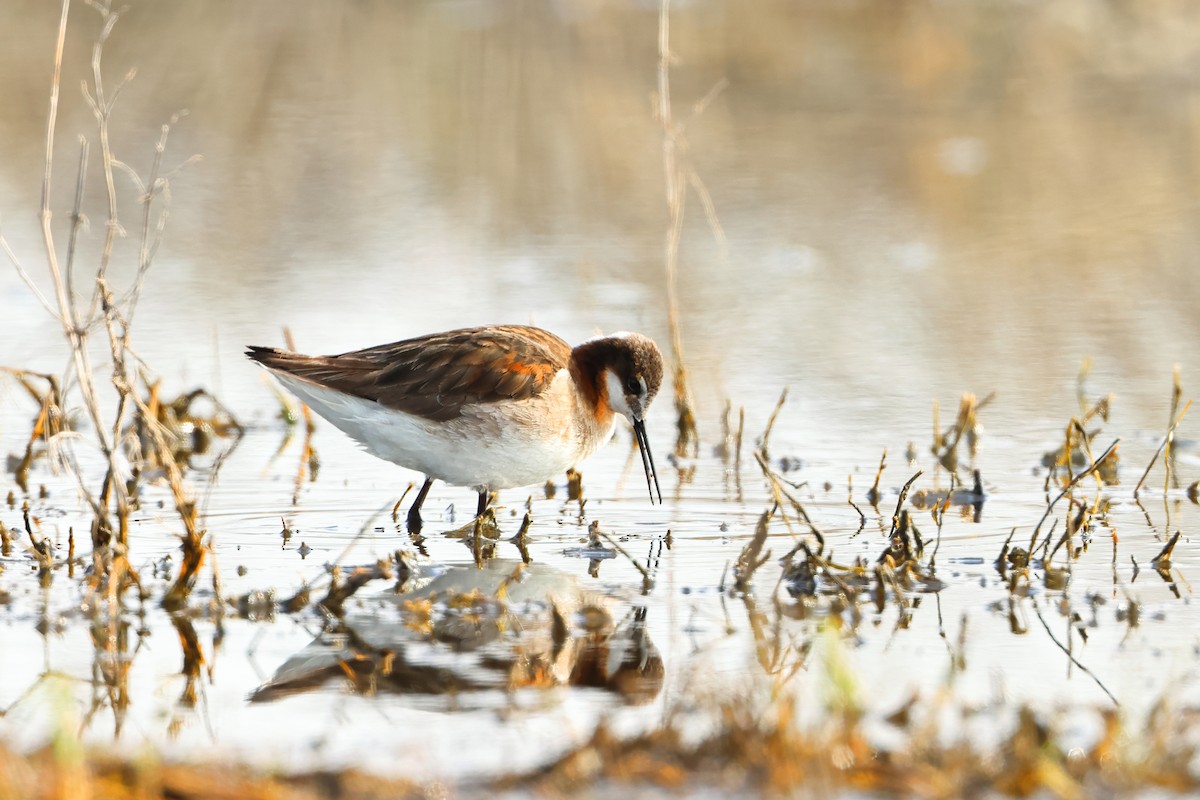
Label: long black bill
xmin=633 ymin=418 xmax=662 ymax=504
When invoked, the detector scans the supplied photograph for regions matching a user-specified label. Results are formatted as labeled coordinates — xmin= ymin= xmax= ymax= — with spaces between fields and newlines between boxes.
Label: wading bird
xmin=248 ymin=325 xmax=663 ymax=532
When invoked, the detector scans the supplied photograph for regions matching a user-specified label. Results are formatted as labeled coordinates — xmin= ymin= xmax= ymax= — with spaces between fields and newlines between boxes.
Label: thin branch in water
xmin=0 ymin=230 xmax=59 ymax=320
xmin=123 ymin=115 xmax=201 ymax=322
xmin=687 ymin=76 xmax=730 ymax=125
xmin=1032 ymin=596 xmax=1119 ymax=706
xmin=391 ymin=483 xmax=415 ymax=525
xmin=82 ymin=2 xmax=130 ymax=326
xmin=733 ymin=508 xmax=772 ymax=593
xmin=1133 ymin=397 xmax=1191 ymax=499
xmin=847 ymin=475 xmax=866 ymax=526
xmin=754 ymin=450 xmax=822 ymax=546
xmin=866 ymin=448 xmax=887 ymax=506
xmin=658 ymin=0 xmax=696 ymax=459
xmin=37 ymin=0 xmax=123 ymax=545
xmin=687 ymin=168 xmax=726 ymax=257
xmin=1070 ymin=418 xmax=1105 ymax=494
xmin=1029 ymin=439 xmax=1120 ymax=553
xmin=890 ymin=471 xmax=924 ymax=536
xmin=656 ymin=0 xmax=726 ymax=459
xmin=64 ymin=136 xmax=90 ymax=308
xmin=41 ymin=0 xmax=70 ymax=215
xmin=929 ymin=472 xmax=957 ymax=570
xmin=283 ymin=327 xmax=319 ymax=505
xmin=1152 ymin=531 xmax=1182 ymax=567
xmin=758 ymin=387 xmax=788 ymax=461
xmin=734 ymin=405 xmax=744 ymax=473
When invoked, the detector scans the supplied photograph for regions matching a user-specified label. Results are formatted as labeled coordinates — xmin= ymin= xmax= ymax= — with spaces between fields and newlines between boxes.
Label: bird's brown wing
xmin=246 ymin=326 xmax=572 ymax=422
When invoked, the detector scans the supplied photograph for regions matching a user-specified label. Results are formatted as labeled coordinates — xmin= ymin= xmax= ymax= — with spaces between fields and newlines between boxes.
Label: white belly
xmin=269 ymin=370 xmax=615 ymax=491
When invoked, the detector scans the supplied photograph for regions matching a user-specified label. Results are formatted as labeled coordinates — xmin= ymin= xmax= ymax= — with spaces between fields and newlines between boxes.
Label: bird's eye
xmin=625 ymin=376 xmax=642 ymax=395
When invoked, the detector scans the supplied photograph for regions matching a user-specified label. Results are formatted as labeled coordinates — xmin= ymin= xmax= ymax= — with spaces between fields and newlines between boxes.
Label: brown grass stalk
xmin=732 ymin=508 xmax=772 ymax=593
xmin=657 ymin=0 xmax=727 ymax=458
xmin=1029 ymin=439 xmax=1120 ymax=553
xmin=284 ymin=327 xmax=320 ymax=505
xmin=1133 ymin=392 xmax=1191 ymax=499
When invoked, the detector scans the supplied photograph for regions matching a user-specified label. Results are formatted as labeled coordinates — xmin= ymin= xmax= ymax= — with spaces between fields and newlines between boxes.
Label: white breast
xmin=268 ymin=368 xmax=616 ymax=491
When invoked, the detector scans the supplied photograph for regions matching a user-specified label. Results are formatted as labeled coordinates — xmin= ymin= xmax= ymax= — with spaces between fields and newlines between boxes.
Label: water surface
xmin=2 ymin=0 xmax=1200 ymax=785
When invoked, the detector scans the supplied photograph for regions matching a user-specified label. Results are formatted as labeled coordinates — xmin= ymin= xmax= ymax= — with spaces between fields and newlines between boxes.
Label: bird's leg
xmin=407 ymin=477 xmax=434 ymax=533
xmin=476 ymin=490 xmax=490 ymax=519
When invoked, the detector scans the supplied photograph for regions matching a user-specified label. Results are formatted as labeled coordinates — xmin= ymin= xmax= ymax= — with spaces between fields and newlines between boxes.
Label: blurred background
xmin=2 ymin=0 xmax=1199 ymax=443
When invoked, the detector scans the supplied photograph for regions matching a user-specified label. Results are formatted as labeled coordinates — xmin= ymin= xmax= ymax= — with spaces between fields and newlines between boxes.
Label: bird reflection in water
xmin=250 ymin=560 xmax=662 ymax=706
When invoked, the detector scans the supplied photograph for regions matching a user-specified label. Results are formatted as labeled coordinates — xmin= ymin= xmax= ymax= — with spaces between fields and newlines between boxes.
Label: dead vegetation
xmin=4 ymin=328 xmax=1199 ymax=797
xmin=1 ymin=0 xmax=238 ymax=614
xmin=932 ymin=391 xmax=992 ymax=474
xmin=504 ymin=691 xmax=1200 ymax=799
xmin=0 ymin=741 xmax=434 ymax=800
xmin=0 ymin=692 xmax=1197 ymax=800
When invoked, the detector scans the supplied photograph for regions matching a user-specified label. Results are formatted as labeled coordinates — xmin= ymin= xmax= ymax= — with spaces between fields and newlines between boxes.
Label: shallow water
xmin=2 ymin=0 xmax=1200 ymax=786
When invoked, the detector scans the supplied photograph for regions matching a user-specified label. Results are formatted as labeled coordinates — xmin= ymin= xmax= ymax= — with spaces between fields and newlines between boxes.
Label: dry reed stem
xmin=64 ymin=136 xmax=89 ymax=322
xmin=1068 ymin=419 xmax=1106 ymax=496
xmin=733 ymin=405 xmax=745 ymax=501
xmin=122 ymin=116 xmax=201 ymax=320
xmin=927 ymin=474 xmax=956 ymax=569
xmin=1134 ymin=396 xmax=1191 ymax=499
xmin=933 ymin=392 xmax=993 ymax=472
xmin=890 ymin=471 xmax=924 ymax=536
xmin=3 ymin=370 xmax=65 ymax=492
xmin=284 ymin=327 xmax=319 ymax=505
xmin=390 ymin=483 xmax=415 ymax=524
xmin=758 ymin=387 xmax=787 ymax=461
xmin=733 ymin=508 xmax=771 ymax=593
xmin=867 ymin=448 xmax=887 ymax=505
xmin=657 ymin=0 xmax=727 ymax=458
xmin=1029 ymin=439 xmax=1120 ymax=553
xmin=847 ymin=476 xmax=866 ymax=526
xmin=754 ymin=450 xmax=822 ymax=544
xmin=1152 ymin=531 xmax=1182 ymax=566
xmin=130 ymin=380 xmax=204 ymax=611
xmin=718 ymin=399 xmax=732 ymax=459
xmin=35 ymin=0 xmax=126 ymax=548
xmin=1076 ymin=357 xmax=1092 ymax=415
xmin=1165 ymin=366 xmax=1183 ymax=492
xmin=76 ymin=4 xmax=147 ymax=548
